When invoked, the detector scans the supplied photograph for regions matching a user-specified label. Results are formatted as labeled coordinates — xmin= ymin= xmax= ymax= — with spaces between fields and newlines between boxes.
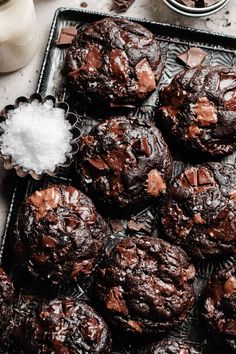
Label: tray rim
xmin=36 ymin=6 xmax=236 ymax=94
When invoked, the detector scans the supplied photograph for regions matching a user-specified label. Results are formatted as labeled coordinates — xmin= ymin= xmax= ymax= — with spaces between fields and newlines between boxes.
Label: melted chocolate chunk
xmin=95 ymin=236 xmax=195 ymax=336
xmin=203 ymin=264 xmax=236 ymax=353
xmin=137 ymin=339 xmax=200 ymax=353
xmin=65 ymin=18 xmax=163 ymax=106
xmin=177 ymin=47 xmax=206 ymax=68
xmin=76 ymin=116 xmax=172 ymax=215
xmin=13 ymin=185 xmax=109 ymax=286
xmin=159 ymin=66 xmax=236 ymax=156
xmin=161 ymin=163 xmax=236 ymax=259
xmin=12 ymin=296 xmax=112 ymax=353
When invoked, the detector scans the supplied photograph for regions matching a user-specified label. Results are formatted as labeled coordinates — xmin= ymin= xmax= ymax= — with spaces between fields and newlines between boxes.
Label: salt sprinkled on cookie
xmin=0 ymin=100 xmax=72 ymax=174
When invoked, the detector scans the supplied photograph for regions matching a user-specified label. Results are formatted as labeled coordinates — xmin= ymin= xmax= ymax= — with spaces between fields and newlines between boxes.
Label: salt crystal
xmin=0 ymin=100 xmax=72 ymax=174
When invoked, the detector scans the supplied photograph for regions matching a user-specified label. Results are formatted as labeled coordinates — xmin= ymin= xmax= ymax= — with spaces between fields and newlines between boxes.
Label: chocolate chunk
xmin=136 ymin=58 xmax=156 ymax=95
xmin=193 ymin=97 xmax=217 ymax=126
xmin=177 ymin=47 xmax=206 ymax=68
xmin=56 ymin=27 xmax=77 ymax=47
xmin=113 ymin=0 xmax=135 ymax=12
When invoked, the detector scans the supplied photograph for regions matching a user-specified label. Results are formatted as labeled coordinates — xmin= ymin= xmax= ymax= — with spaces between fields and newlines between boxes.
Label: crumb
xmin=80 ymin=1 xmax=88 ymax=7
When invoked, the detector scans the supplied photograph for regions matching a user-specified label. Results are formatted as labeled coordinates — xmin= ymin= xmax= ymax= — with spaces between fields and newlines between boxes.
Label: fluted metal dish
xmin=0 ymin=93 xmax=80 ymax=180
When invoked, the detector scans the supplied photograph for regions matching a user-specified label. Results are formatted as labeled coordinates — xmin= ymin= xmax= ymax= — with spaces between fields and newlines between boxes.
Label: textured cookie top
xmin=95 ymin=236 xmax=195 ymax=335
xmin=76 ymin=116 xmax=172 ymax=214
xmin=13 ymin=184 xmax=109 ymax=286
xmin=161 ymin=163 xmax=236 ymax=259
xmin=203 ymin=264 xmax=236 ymax=352
xmin=0 ymin=268 xmax=14 ymax=349
xmin=13 ymin=297 xmax=112 ymax=353
xmin=158 ymin=66 xmax=236 ymax=156
xmin=137 ymin=339 xmax=199 ymax=354
xmin=65 ymin=18 xmax=163 ymax=106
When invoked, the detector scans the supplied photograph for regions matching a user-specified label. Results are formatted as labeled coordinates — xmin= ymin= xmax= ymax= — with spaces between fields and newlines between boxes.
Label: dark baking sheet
xmin=1 ymin=7 xmax=236 ymax=354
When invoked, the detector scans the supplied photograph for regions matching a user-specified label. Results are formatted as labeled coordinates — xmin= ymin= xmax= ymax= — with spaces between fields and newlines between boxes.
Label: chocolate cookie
xmin=0 ymin=268 xmax=14 ymax=349
xmin=76 ymin=116 xmax=172 ymax=215
xmin=158 ymin=66 xmax=236 ymax=156
xmin=203 ymin=264 xmax=236 ymax=354
xmin=95 ymin=236 xmax=195 ymax=336
xmin=161 ymin=163 xmax=236 ymax=259
xmin=137 ymin=339 xmax=199 ymax=353
xmin=65 ymin=18 xmax=163 ymax=106
xmin=13 ymin=296 xmax=112 ymax=353
xmin=13 ymin=184 xmax=109 ymax=286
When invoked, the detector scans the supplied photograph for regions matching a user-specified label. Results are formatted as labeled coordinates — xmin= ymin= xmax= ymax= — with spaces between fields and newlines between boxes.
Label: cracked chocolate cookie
xmin=13 ymin=296 xmax=112 ymax=353
xmin=158 ymin=66 xmax=236 ymax=156
xmin=137 ymin=339 xmax=200 ymax=353
xmin=203 ymin=264 xmax=236 ymax=354
xmin=65 ymin=17 xmax=163 ymax=106
xmin=0 ymin=268 xmax=14 ymax=350
xmin=76 ymin=116 xmax=172 ymax=215
xmin=95 ymin=236 xmax=195 ymax=336
xmin=13 ymin=184 xmax=109 ymax=286
xmin=161 ymin=163 xmax=236 ymax=259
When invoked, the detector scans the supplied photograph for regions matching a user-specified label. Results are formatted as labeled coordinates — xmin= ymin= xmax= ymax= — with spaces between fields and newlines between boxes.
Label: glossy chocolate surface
xmin=203 ymin=264 xmax=236 ymax=353
xmin=13 ymin=185 xmax=109 ymax=286
xmin=158 ymin=66 xmax=236 ymax=156
xmin=65 ymin=18 xmax=163 ymax=106
xmin=161 ymin=162 xmax=236 ymax=259
xmin=137 ymin=339 xmax=200 ymax=353
xmin=13 ymin=296 xmax=112 ymax=353
xmin=76 ymin=116 xmax=172 ymax=214
xmin=95 ymin=236 xmax=195 ymax=336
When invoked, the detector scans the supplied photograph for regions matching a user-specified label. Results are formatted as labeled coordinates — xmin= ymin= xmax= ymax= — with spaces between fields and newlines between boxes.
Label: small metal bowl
xmin=0 ymin=93 xmax=80 ymax=180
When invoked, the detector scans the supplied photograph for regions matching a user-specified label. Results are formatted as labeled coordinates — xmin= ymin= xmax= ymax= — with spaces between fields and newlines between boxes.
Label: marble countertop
xmin=0 ymin=0 xmax=235 ymax=238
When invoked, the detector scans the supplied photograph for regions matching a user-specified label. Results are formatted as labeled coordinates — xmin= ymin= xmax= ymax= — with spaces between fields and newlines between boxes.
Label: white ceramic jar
xmin=0 ymin=0 xmax=38 ymax=73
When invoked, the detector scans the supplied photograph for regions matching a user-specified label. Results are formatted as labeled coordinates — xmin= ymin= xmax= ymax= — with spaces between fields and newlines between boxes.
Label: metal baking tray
xmin=1 ymin=7 xmax=236 ymax=353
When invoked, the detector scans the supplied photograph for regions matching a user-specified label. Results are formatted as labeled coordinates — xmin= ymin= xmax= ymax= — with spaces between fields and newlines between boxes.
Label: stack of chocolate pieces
xmin=163 ymin=0 xmax=229 ymax=17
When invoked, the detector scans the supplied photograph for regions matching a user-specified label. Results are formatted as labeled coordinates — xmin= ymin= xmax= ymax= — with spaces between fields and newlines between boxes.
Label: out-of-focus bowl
xmin=168 ymin=0 xmax=228 ymax=13
xmin=163 ymin=0 xmax=229 ymax=16
xmin=0 ymin=93 xmax=80 ymax=180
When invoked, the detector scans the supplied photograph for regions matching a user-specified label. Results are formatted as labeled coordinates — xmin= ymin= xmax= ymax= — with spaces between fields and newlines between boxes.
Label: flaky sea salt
xmin=0 ymin=100 xmax=72 ymax=174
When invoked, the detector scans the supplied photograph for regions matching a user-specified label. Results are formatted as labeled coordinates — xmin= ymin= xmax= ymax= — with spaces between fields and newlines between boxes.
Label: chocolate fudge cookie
xmin=203 ymin=264 xmax=236 ymax=354
xmin=158 ymin=66 xmax=236 ymax=156
xmin=137 ymin=339 xmax=199 ymax=353
xmin=0 ymin=268 xmax=14 ymax=349
xmin=76 ymin=116 xmax=172 ymax=215
xmin=95 ymin=236 xmax=195 ymax=336
xmin=161 ymin=163 xmax=236 ymax=259
xmin=13 ymin=296 xmax=112 ymax=353
xmin=13 ymin=184 xmax=109 ymax=286
xmin=65 ymin=18 xmax=163 ymax=106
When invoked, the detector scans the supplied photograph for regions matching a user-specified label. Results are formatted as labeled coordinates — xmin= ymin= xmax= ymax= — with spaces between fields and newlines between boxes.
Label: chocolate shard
xmin=113 ymin=0 xmax=135 ymax=12
xmin=177 ymin=47 xmax=206 ymax=68
xmin=56 ymin=27 xmax=77 ymax=47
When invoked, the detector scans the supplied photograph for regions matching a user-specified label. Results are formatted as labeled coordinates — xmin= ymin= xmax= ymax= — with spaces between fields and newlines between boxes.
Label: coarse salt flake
xmin=0 ymin=100 xmax=73 ymax=174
